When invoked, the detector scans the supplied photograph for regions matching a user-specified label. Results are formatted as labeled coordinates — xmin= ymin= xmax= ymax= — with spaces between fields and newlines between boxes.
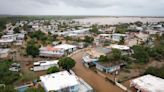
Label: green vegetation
xmin=28 ymin=30 xmax=53 ymax=45
xmin=132 ymin=45 xmax=149 ymax=63
xmin=47 ymin=66 xmax=60 ymax=74
xmin=25 ymin=87 xmax=45 ymax=92
xmin=26 ymin=40 xmax=39 ymax=57
xmin=0 ymin=60 xmax=19 ymax=85
xmin=134 ymin=21 xmax=143 ymax=27
xmin=99 ymin=55 xmax=109 ymax=62
xmin=118 ymin=36 xmax=125 ymax=45
xmin=109 ymin=49 xmax=122 ymax=62
xmin=64 ymin=36 xmax=73 ymax=42
xmin=145 ymin=66 xmax=164 ymax=78
xmin=83 ymin=36 xmax=94 ymax=43
xmin=115 ymin=23 xmax=129 ymax=34
xmin=58 ymin=57 xmax=76 ymax=70
xmin=98 ymin=49 xmax=122 ymax=62
xmin=89 ymin=25 xmax=99 ymax=34
xmin=0 ymin=85 xmax=16 ymax=92
xmin=13 ymin=27 xmax=20 ymax=33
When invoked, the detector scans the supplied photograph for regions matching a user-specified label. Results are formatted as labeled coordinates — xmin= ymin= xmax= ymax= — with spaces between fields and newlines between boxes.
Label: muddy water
xmin=71 ymin=51 xmax=123 ymax=92
xmin=74 ymin=17 xmax=164 ymax=25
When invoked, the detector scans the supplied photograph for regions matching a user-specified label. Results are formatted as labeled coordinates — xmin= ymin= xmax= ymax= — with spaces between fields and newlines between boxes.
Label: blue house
xmin=95 ymin=62 xmax=122 ymax=73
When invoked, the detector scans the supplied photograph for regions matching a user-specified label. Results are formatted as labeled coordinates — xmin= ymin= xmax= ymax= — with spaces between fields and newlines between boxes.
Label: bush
xmin=25 ymin=87 xmax=45 ymax=92
xmin=58 ymin=57 xmax=76 ymax=70
xmin=83 ymin=36 xmax=94 ymax=43
xmin=145 ymin=66 xmax=164 ymax=78
xmin=47 ymin=66 xmax=59 ymax=74
xmin=0 ymin=85 xmax=16 ymax=92
xmin=26 ymin=44 xmax=39 ymax=57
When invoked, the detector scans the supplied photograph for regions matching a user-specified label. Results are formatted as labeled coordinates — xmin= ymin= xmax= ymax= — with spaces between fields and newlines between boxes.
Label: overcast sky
xmin=0 ymin=0 xmax=164 ymax=16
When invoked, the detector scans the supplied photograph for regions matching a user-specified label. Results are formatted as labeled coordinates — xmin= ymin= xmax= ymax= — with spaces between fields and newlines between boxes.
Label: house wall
xmin=33 ymin=64 xmax=58 ymax=71
xmin=96 ymin=64 xmax=104 ymax=72
xmin=96 ymin=63 xmax=120 ymax=73
xmin=0 ymin=53 xmax=8 ymax=58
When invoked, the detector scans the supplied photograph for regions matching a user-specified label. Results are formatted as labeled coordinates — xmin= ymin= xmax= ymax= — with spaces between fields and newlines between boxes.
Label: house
xmin=106 ymin=44 xmax=131 ymax=55
xmin=31 ymin=60 xmax=59 ymax=71
xmin=0 ymin=33 xmax=25 ymax=46
xmin=52 ymin=41 xmax=61 ymax=46
xmin=0 ymin=48 xmax=10 ymax=58
xmin=39 ymin=44 xmax=77 ymax=57
xmin=130 ymin=74 xmax=164 ymax=92
xmin=40 ymin=71 xmax=93 ymax=92
xmin=95 ymin=62 xmax=123 ymax=73
xmin=0 ymin=39 xmax=14 ymax=47
xmin=82 ymin=47 xmax=111 ymax=67
xmin=82 ymin=54 xmax=98 ymax=68
xmin=111 ymin=33 xmax=126 ymax=42
xmin=14 ymin=33 xmax=25 ymax=45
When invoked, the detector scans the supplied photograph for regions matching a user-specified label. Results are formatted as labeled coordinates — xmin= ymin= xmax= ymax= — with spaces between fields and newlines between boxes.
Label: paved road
xmin=71 ymin=50 xmax=123 ymax=92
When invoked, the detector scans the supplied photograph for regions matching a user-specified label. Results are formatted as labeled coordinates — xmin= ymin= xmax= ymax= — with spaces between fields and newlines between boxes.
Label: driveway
xmin=71 ymin=50 xmax=123 ymax=92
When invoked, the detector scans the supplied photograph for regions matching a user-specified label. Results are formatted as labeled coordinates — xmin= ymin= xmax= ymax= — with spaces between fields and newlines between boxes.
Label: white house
xmin=107 ymin=44 xmax=131 ymax=55
xmin=32 ymin=60 xmax=59 ymax=71
xmin=0 ymin=48 xmax=10 ymax=58
xmin=130 ymin=74 xmax=164 ymax=92
xmin=0 ymin=33 xmax=25 ymax=46
xmin=111 ymin=33 xmax=126 ymax=42
xmin=39 ymin=44 xmax=77 ymax=57
xmin=40 ymin=71 xmax=93 ymax=92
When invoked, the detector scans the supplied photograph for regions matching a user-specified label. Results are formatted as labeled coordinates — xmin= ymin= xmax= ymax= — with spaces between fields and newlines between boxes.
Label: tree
xmin=132 ymin=45 xmax=149 ymax=63
xmin=99 ymin=55 xmax=109 ymax=62
xmin=58 ymin=57 xmax=76 ymax=70
xmin=89 ymin=25 xmax=99 ymax=34
xmin=134 ymin=21 xmax=143 ymax=27
xmin=110 ymin=49 xmax=122 ymax=61
xmin=83 ymin=36 xmax=94 ymax=43
xmin=115 ymin=23 xmax=128 ymax=34
xmin=118 ymin=36 xmax=125 ymax=45
xmin=0 ymin=60 xmax=19 ymax=85
xmin=26 ymin=43 xmax=39 ymax=57
xmin=47 ymin=66 xmax=59 ymax=74
xmin=13 ymin=27 xmax=20 ymax=33
xmin=145 ymin=66 xmax=164 ymax=79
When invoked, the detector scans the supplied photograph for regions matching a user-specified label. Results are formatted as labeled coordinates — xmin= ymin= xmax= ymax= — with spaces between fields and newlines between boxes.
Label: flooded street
xmin=71 ymin=50 xmax=123 ymax=92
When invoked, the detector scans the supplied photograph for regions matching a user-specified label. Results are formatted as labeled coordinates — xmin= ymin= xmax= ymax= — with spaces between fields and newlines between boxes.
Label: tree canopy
xmin=0 ymin=60 xmax=19 ymax=84
xmin=89 ymin=25 xmax=99 ymax=34
xmin=47 ymin=66 xmax=59 ymax=74
xmin=145 ymin=66 xmax=164 ymax=79
xmin=13 ymin=27 xmax=20 ymax=34
xmin=26 ymin=40 xmax=39 ymax=57
xmin=58 ymin=57 xmax=76 ymax=70
xmin=132 ymin=45 xmax=149 ymax=63
xmin=99 ymin=55 xmax=109 ymax=62
xmin=83 ymin=36 xmax=94 ymax=43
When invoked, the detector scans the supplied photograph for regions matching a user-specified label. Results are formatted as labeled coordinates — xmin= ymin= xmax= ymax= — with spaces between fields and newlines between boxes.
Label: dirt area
xmin=71 ymin=50 xmax=123 ymax=92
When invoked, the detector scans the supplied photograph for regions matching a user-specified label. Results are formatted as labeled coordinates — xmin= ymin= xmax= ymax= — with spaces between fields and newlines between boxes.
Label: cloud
xmin=0 ymin=0 xmax=164 ymax=16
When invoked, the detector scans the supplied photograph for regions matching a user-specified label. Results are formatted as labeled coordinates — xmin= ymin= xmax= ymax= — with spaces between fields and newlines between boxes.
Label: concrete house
xmin=111 ymin=33 xmax=126 ymax=42
xmin=31 ymin=60 xmax=59 ymax=71
xmin=40 ymin=71 xmax=93 ymax=92
xmin=0 ymin=48 xmax=10 ymax=58
xmin=130 ymin=74 xmax=164 ymax=92
xmin=39 ymin=44 xmax=77 ymax=58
